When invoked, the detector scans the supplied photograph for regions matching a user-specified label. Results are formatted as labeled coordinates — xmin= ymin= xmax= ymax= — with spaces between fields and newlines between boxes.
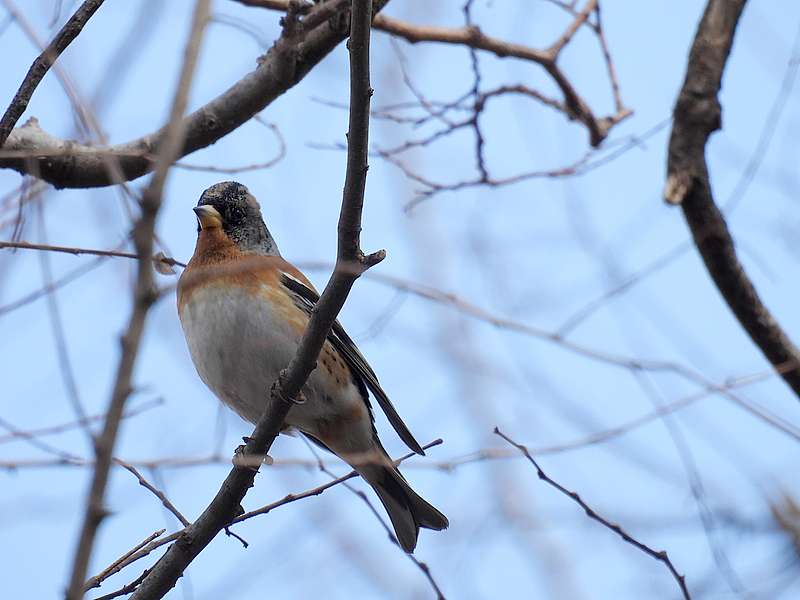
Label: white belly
xmin=178 ymin=284 xmax=370 ymax=444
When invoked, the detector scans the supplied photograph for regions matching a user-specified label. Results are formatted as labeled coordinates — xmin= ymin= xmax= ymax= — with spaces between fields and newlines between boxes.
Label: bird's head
xmin=193 ymin=181 xmax=279 ymax=256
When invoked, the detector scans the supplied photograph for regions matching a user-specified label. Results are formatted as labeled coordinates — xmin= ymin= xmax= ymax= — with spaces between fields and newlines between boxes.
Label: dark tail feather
xmin=360 ymin=463 xmax=448 ymax=553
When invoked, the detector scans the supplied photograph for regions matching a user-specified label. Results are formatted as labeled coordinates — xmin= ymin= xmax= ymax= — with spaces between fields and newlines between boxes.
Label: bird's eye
xmin=228 ymin=206 xmax=245 ymax=223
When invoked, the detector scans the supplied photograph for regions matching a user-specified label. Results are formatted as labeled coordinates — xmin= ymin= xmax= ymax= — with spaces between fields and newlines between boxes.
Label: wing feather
xmin=280 ymin=272 xmax=425 ymax=456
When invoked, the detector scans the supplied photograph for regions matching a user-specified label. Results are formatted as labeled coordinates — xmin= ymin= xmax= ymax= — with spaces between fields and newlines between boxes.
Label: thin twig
xmin=127 ymin=3 xmax=385 ymax=597
xmin=495 ymin=427 xmax=691 ymax=600
xmin=114 ymin=459 xmax=191 ymax=527
xmin=83 ymin=530 xmax=165 ymax=593
xmin=4 ymin=235 xmax=783 ymax=401
xmin=0 ymin=414 xmax=82 ymax=462
xmin=1 ymin=1 xmax=137 ymax=199
xmin=0 ymin=250 xmax=113 ymax=319
xmin=7 ymin=372 xmax=797 ymax=472
xmin=557 ymin=240 xmax=691 ymax=336
xmin=724 ymin=18 xmax=800 ymax=214
xmin=36 ymin=203 xmax=93 ymax=441
xmin=0 ymin=240 xmax=186 ymax=268
xmin=64 ymin=2 xmax=211 ymax=597
xmin=91 ymin=569 xmax=151 ymax=600
xmin=304 ymin=438 xmax=447 ymax=599
xmin=0 ymin=399 xmax=162 ymax=445
xmin=86 ymin=439 xmax=443 ymax=592
xmin=0 ymin=0 xmax=106 ymax=146
xmin=175 ymin=118 xmax=286 ymax=174
xmin=0 ymin=0 xmax=392 ymax=187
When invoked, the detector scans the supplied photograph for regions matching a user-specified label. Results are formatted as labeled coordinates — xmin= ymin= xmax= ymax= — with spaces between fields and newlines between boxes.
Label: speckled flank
xmin=319 ymin=343 xmax=355 ymax=388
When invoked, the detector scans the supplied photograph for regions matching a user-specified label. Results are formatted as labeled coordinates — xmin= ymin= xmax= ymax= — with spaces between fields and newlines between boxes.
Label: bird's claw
xmin=233 ymin=439 xmax=273 ymax=469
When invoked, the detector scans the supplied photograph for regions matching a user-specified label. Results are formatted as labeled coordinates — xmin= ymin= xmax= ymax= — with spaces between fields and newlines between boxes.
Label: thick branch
xmin=0 ymin=0 xmax=106 ymax=147
xmin=665 ymin=0 xmax=800 ymax=399
xmin=127 ymin=3 xmax=381 ymax=598
xmin=0 ymin=0 xmax=390 ymax=188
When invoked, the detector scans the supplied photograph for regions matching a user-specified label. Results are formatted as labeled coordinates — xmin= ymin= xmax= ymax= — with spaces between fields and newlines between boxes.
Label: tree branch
xmin=665 ymin=0 xmax=800 ymax=400
xmin=82 ymin=440 xmax=441 ymax=593
xmin=127 ymin=2 xmax=382 ymax=597
xmin=63 ymin=2 xmax=211 ymax=597
xmin=0 ymin=240 xmax=185 ymax=268
xmin=236 ymin=0 xmax=631 ymax=148
xmin=0 ymin=0 xmax=391 ymax=188
xmin=114 ymin=459 xmax=191 ymax=527
xmin=495 ymin=427 xmax=691 ymax=600
xmin=83 ymin=530 xmax=165 ymax=594
xmin=0 ymin=0 xmax=106 ymax=147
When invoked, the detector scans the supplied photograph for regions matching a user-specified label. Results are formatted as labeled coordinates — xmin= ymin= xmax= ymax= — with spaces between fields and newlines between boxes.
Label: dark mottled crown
xmin=197 ymin=181 xmax=279 ymax=256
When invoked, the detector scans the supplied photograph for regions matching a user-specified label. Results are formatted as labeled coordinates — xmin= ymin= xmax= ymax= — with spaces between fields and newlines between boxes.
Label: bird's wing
xmin=279 ymin=271 xmax=425 ymax=456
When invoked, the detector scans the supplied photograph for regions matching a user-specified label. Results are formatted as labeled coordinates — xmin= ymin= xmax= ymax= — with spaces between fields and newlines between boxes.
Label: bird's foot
xmin=233 ymin=437 xmax=273 ymax=469
xmin=270 ymin=370 xmax=306 ymax=405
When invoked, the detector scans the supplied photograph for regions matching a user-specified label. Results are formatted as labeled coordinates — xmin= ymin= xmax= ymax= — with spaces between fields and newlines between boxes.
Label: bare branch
xmin=83 ymin=530 xmax=165 ymax=594
xmin=127 ymin=3 xmax=385 ymax=597
xmin=0 ymin=0 xmax=106 ymax=146
xmin=0 ymin=399 xmax=162 ymax=446
xmin=92 ymin=569 xmax=151 ymax=600
xmin=83 ymin=440 xmax=442 ymax=592
xmin=35 ymin=204 xmax=92 ymax=440
xmin=0 ymin=241 xmax=124 ymax=318
xmin=557 ymin=240 xmax=692 ymax=336
xmin=665 ymin=0 xmax=800 ymax=401
xmin=114 ymin=459 xmax=191 ymax=527
xmin=5 ymin=236 xmax=781 ymax=398
xmin=174 ymin=119 xmax=285 ymax=173
xmin=495 ymin=427 xmax=691 ymax=600
xmin=374 ymin=2 xmax=631 ymax=147
xmin=0 ymin=240 xmax=185 ymax=268
xmin=310 ymin=446 xmax=447 ymax=600
xmin=0 ymin=0 xmax=392 ymax=188
xmin=64 ymin=2 xmax=212 ymax=597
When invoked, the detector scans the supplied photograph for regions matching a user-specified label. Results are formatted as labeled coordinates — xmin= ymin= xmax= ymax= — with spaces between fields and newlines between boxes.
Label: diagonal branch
xmin=127 ymin=2 xmax=383 ymax=598
xmin=495 ymin=427 xmax=691 ymax=600
xmin=114 ymin=459 xmax=190 ymax=527
xmin=83 ymin=440 xmax=442 ymax=593
xmin=0 ymin=0 xmax=391 ymax=188
xmin=665 ymin=0 xmax=800 ymax=401
xmin=0 ymin=0 xmax=106 ymax=147
xmin=63 ymin=1 xmax=212 ymax=597
xmin=238 ymin=0 xmax=631 ymax=148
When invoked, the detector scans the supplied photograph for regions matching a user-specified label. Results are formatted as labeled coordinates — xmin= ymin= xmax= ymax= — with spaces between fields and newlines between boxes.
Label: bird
xmin=177 ymin=181 xmax=448 ymax=553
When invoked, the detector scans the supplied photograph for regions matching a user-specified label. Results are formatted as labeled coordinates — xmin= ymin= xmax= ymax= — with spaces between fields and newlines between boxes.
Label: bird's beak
xmin=193 ymin=205 xmax=222 ymax=230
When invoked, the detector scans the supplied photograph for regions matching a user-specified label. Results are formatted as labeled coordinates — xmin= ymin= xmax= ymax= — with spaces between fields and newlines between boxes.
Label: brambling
xmin=177 ymin=181 xmax=448 ymax=552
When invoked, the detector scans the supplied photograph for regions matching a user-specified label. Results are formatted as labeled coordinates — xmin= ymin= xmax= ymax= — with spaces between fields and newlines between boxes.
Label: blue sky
xmin=1 ymin=1 xmax=800 ymax=598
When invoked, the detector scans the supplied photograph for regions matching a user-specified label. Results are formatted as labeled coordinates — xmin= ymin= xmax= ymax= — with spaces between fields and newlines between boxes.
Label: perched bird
xmin=177 ymin=181 xmax=448 ymax=552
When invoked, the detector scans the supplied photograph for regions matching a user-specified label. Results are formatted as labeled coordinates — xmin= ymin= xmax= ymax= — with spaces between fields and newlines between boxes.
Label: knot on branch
xmin=279 ymin=0 xmax=306 ymax=39
xmin=664 ymin=172 xmax=692 ymax=206
xmin=675 ymin=91 xmax=722 ymax=136
xmin=465 ymin=25 xmax=483 ymax=44
xmin=361 ymin=248 xmax=386 ymax=269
